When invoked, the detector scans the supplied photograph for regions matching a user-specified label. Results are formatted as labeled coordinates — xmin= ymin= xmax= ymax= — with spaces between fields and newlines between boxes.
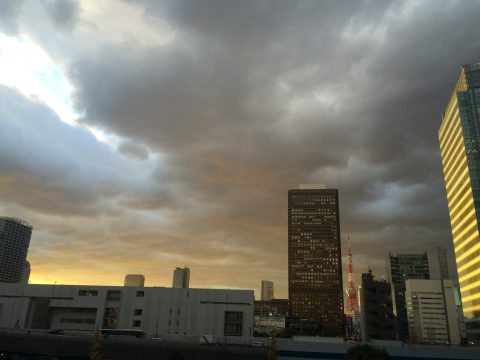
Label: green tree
xmin=90 ymin=327 xmax=103 ymax=360
xmin=345 ymin=344 xmax=390 ymax=360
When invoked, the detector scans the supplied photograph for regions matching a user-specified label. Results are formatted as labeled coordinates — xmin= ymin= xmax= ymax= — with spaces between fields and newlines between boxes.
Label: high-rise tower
xmin=345 ymin=240 xmax=360 ymax=337
xmin=172 ymin=266 xmax=190 ymax=288
xmin=439 ymin=62 xmax=480 ymax=338
xmin=0 ymin=217 xmax=33 ymax=283
xmin=288 ymin=184 xmax=344 ymax=337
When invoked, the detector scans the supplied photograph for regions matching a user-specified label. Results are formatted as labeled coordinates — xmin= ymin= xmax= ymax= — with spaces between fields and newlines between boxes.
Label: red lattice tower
xmin=345 ymin=238 xmax=359 ymax=317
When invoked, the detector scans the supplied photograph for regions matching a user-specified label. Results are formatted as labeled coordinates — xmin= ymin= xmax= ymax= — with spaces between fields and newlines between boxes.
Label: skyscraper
xmin=288 ymin=184 xmax=344 ymax=337
xmin=0 ymin=217 xmax=33 ymax=283
xmin=386 ymin=252 xmax=430 ymax=341
xmin=124 ymin=274 xmax=145 ymax=287
xmin=261 ymin=280 xmax=274 ymax=301
xmin=439 ymin=62 xmax=480 ymax=338
xmin=172 ymin=266 xmax=190 ymax=288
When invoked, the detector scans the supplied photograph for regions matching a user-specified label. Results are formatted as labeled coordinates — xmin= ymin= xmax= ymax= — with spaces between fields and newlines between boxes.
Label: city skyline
xmin=1 ymin=0 xmax=480 ymax=298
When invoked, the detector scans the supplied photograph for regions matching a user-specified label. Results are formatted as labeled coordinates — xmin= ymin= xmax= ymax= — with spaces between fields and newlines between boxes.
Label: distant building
xmin=261 ymin=280 xmax=274 ymax=301
xmin=0 ymin=282 xmax=253 ymax=339
xmin=358 ymin=270 xmax=395 ymax=341
xmin=20 ymin=261 xmax=31 ymax=284
xmin=0 ymin=217 xmax=32 ymax=283
xmin=254 ymin=299 xmax=289 ymax=317
xmin=427 ymin=246 xmax=454 ymax=281
xmin=172 ymin=267 xmax=190 ymax=289
xmin=439 ymin=62 xmax=480 ymax=339
xmin=288 ymin=185 xmax=344 ymax=337
xmin=386 ymin=252 xmax=430 ymax=341
xmin=124 ymin=274 xmax=145 ymax=287
xmin=405 ymin=279 xmax=461 ymax=345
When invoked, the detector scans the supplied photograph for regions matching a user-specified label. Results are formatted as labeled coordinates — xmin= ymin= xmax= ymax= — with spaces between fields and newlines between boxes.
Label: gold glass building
xmin=439 ymin=62 xmax=480 ymax=337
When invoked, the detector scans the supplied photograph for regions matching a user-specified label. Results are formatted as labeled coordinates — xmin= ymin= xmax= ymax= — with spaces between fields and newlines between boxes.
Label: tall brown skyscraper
xmin=288 ymin=185 xmax=344 ymax=336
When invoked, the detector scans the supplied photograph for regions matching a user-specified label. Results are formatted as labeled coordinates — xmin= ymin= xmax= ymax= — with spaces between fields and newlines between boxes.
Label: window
xmin=224 ymin=311 xmax=243 ymax=336
xmin=136 ymin=291 xmax=144 ymax=297
xmin=133 ymin=320 xmax=141 ymax=328
xmin=134 ymin=309 xmax=143 ymax=316
xmin=78 ymin=290 xmax=98 ymax=297
xmin=106 ymin=291 xmax=121 ymax=300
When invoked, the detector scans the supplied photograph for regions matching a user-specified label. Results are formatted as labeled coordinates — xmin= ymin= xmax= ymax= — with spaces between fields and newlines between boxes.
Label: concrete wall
xmin=0 ymin=282 xmax=254 ymax=339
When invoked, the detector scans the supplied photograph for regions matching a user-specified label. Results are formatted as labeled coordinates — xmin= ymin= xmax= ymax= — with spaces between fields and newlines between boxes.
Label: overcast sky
xmin=1 ymin=0 xmax=479 ymax=298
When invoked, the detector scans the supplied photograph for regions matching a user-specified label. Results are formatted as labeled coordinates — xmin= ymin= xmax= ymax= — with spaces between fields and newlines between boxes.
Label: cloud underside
xmin=1 ymin=0 xmax=479 ymax=295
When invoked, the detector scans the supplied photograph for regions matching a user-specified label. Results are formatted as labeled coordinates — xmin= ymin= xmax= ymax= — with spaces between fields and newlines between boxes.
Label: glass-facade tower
xmin=439 ymin=62 xmax=480 ymax=337
xmin=288 ymin=185 xmax=344 ymax=337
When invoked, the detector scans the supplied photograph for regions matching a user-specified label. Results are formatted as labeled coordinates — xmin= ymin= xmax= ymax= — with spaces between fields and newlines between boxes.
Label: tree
xmin=90 ymin=327 xmax=103 ymax=360
xmin=345 ymin=344 xmax=390 ymax=360
xmin=267 ymin=335 xmax=278 ymax=360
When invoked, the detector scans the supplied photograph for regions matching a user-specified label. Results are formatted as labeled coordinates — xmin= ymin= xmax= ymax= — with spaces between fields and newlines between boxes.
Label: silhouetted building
xmin=359 ymin=270 xmax=395 ymax=341
xmin=124 ymin=274 xmax=145 ymax=287
xmin=0 ymin=217 xmax=32 ymax=283
xmin=172 ymin=267 xmax=190 ymax=288
xmin=261 ymin=280 xmax=274 ymax=301
xmin=254 ymin=299 xmax=289 ymax=317
xmin=386 ymin=252 xmax=430 ymax=341
xmin=439 ymin=63 xmax=480 ymax=339
xmin=288 ymin=184 xmax=344 ymax=337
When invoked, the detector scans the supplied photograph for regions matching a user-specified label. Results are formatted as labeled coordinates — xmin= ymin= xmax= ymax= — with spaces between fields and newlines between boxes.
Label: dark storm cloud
xmin=1 ymin=0 xmax=479 ymax=294
xmin=44 ymin=0 xmax=81 ymax=29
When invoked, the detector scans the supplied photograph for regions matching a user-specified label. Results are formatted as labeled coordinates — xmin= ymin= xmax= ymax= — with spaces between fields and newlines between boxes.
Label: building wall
xmin=386 ymin=252 xmax=430 ymax=341
xmin=261 ymin=280 xmax=274 ymax=301
xmin=0 ymin=217 xmax=32 ymax=283
xmin=0 ymin=283 xmax=253 ymax=338
xmin=288 ymin=187 xmax=344 ymax=337
xmin=358 ymin=271 xmax=395 ymax=341
xmin=405 ymin=279 xmax=460 ymax=345
xmin=439 ymin=62 xmax=480 ymax=338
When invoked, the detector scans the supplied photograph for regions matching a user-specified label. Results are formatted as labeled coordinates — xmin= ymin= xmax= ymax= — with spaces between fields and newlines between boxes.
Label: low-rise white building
xmin=405 ymin=279 xmax=461 ymax=345
xmin=0 ymin=282 xmax=253 ymax=339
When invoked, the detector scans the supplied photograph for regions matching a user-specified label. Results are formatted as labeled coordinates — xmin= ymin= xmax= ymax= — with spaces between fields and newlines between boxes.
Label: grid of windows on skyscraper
xmin=288 ymin=187 xmax=344 ymax=337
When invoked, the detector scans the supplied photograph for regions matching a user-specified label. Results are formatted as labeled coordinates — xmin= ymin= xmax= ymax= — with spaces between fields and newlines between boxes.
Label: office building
xmin=124 ymin=274 xmax=145 ymax=287
xmin=405 ymin=279 xmax=461 ymax=345
xmin=288 ymin=184 xmax=344 ymax=336
xmin=172 ymin=267 xmax=190 ymax=288
xmin=386 ymin=252 xmax=430 ymax=341
xmin=0 ymin=217 xmax=32 ymax=283
xmin=261 ymin=280 xmax=274 ymax=301
xmin=0 ymin=282 xmax=253 ymax=339
xmin=358 ymin=270 xmax=395 ymax=341
xmin=438 ymin=62 xmax=480 ymax=338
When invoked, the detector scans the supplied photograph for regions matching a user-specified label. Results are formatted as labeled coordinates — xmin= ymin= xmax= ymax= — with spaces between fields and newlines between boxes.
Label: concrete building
xmin=172 ymin=267 xmax=190 ymax=289
xmin=405 ymin=279 xmax=461 ymax=345
xmin=0 ymin=283 xmax=253 ymax=339
xmin=288 ymin=185 xmax=344 ymax=337
xmin=386 ymin=252 xmax=430 ymax=341
xmin=438 ymin=62 xmax=480 ymax=339
xmin=124 ymin=274 xmax=145 ymax=287
xmin=358 ymin=270 xmax=395 ymax=341
xmin=261 ymin=280 xmax=274 ymax=301
xmin=0 ymin=217 xmax=32 ymax=283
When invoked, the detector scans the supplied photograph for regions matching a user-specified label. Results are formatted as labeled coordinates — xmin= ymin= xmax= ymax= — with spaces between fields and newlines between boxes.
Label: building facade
xmin=124 ymin=274 xmax=145 ymax=287
xmin=358 ymin=270 xmax=395 ymax=341
xmin=0 ymin=217 xmax=32 ymax=283
xmin=288 ymin=185 xmax=344 ymax=337
xmin=172 ymin=267 xmax=190 ymax=289
xmin=405 ymin=279 xmax=461 ymax=345
xmin=438 ymin=62 xmax=480 ymax=338
xmin=261 ymin=280 xmax=274 ymax=301
xmin=386 ymin=252 xmax=430 ymax=341
xmin=0 ymin=283 xmax=253 ymax=339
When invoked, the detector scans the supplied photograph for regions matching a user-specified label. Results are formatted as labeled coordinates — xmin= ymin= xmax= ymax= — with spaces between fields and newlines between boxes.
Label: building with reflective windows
xmin=439 ymin=62 xmax=480 ymax=338
xmin=288 ymin=185 xmax=344 ymax=337
xmin=0 ymin=217 xmax=32 ymax=283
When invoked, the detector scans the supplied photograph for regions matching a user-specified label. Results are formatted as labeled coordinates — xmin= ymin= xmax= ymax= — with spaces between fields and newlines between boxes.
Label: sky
xmin=0 ymin=0 xmax=479 ymax=298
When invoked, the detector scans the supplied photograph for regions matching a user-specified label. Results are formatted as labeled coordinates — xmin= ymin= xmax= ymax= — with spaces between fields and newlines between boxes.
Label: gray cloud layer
xmin=1 ymin=0 xmax=479 ymax=296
